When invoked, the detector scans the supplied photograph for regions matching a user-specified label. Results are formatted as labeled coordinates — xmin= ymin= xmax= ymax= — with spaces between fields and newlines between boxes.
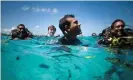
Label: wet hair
xmin=92 ymin=33 xmax=97 ymax=36
xmin=101 ymin=29 xmax=106 ymax=36
xmin=17 ymin=24 xmax=25 ymax=29
xmin=111 ymin=19 xmax=125 ymax=29
xmin=48 ymin=25 xmax=56 ymax=31
xmin=59 ymin=14 xmax=75 ymax=34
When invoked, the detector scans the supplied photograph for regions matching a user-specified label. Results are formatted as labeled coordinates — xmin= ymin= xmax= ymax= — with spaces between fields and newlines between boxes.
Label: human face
xmin=66 ymin=17 xmax=81 ymax=39
xmin=48 ymin=27 xmax=56 ymax=36
xmin=18 ymin=26 xmax=25 ymax=32
xmin=113 ymin=21 xmax=125 ymax=36
xmin=113 ymin=21 xmax=125 ymax=31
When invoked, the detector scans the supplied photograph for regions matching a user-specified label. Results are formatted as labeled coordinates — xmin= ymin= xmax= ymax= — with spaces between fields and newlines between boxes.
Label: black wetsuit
xmin=58 ymin=36 xmax=82 ymax=45
xmin=11 ymin=28 xmax=33 ymax=40
xmin=98 ymin=27 xmax=113 ymax=45
xmin=98 ymin=27 xmax=133 ymax=47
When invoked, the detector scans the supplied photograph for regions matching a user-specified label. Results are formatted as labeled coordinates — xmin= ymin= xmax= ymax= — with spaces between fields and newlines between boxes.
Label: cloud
xmin=11 ymin=27 xmax=15 ymax=30
xmin=47 ymin=8 xmax=51 ymax=12
xmin=2 ymin=27 xmax=16 ymax=34
xmin=32 ymin=7 xmax=41 ymax=12
xmin=35 ymin=25 xmax=40 ymax=28
xmin=3 ymin=29 xmax=10 ymax=32
xmin=21 ymin=6 xmax=59 ymax=14
xmin=41 ymin=8 xmax=47 ymax=12
xmin=22 ymin=5 xmax=30 ymax=11
xmin=2 ymin=29 xmax=11 ymax=34
xmin=52 ymin=8 xmax=58 ymax=14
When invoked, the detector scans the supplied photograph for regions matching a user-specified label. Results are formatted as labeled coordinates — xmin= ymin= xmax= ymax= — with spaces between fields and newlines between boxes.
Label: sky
xmin=1 ymin=1 xmax=133 ymax=36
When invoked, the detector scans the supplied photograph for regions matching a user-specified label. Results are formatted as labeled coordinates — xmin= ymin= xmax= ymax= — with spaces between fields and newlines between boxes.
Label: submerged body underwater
xmin=1 ymin=36 xmax=133 ymax=80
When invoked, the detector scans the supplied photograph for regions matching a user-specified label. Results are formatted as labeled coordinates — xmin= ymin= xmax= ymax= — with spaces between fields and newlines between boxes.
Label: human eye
xmin=74 ymin=21 xmax=78 ymax=24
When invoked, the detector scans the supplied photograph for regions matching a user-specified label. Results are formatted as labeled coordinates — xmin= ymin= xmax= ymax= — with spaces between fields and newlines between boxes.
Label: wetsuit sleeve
xmin=25 ymin=28 xmax=33 ymax=38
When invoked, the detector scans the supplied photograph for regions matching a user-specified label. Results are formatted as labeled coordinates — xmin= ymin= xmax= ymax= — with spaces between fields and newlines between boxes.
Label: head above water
xmin=17 ymin=24 xmax=26 ymax=32
xmin=111 ymin=19 xmax=126 ymax=37
xmin=111 ymin=19 xmax=125 ymax=31
xmin=92 ymin=33 xmax=97 ymax=36
xmin=59 ymin=14 xmax=82 ymax=39
xmin=48 ymin=25 xmax=56 ymax=36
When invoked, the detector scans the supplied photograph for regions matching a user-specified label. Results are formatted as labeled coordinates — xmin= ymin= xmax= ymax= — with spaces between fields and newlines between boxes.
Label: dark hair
xmin=59 ymin=14 xmax=75 ymax=34
xmin=101 ymin=29 xmax=106 ymax=36
xmin=48 ymin=25 xmax=56 ymax=31
xmin=92 ymin=33 xmax=97 ymax=36
xmin=111 ymin=19 xmax=125 ymax=29
xmin=17 ymin=24 xmax=25 ymax=28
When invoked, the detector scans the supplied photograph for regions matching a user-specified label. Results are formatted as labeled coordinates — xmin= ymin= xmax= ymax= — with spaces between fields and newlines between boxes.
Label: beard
xmin=117 ymin=31 xmax=122 ymax=36
xmin=116 ymin=29 xmax=125 ymax=37
xmin=111 ymin=29 xmax=124 ymax=37
xmin=18 ymin=30 xmax=27 ymax=39
xmin=77 ymin=28 xmax=82 ymax=35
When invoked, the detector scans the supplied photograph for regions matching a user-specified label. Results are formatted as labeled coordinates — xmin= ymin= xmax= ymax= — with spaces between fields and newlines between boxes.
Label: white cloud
xmin=2 ymin=29 xmax=11 ymax=34
xmin=41 ymin=8 xmax=47 ymax=12
xmin=3 ymin=29 xmax=10 ymax=32
xmin=11 ymin=27 xmax=15 ymax=30
xmin=22 ymin=5 xmax=30 ymax=11
xmin=2 ymin=27 xmax=16 ymax=34
xmin=35 ymin=26 xmax=40 ymax=28
xmin=32 ymin=7 xmax=41 ymax=12
xmin=21 ymin=6 xmax=59 ymax=14
xmin=47 ymin=8 xmax=51 ymax=12
xmin=52 ymin=8 xmax=58 ymax=14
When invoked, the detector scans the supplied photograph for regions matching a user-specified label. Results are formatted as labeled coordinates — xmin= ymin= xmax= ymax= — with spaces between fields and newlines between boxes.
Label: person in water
xmin=98 ymin=19 xmax=133 ymax=47
xmin=92 ymin=33 xmax=97 ymax=36
xmin=11 ymin=24 xmax=33 ymax=40
xmin=45 ymin=25 xmax=60 ymax=37
xmin=58 ymin=14 xmax=82 ymax=45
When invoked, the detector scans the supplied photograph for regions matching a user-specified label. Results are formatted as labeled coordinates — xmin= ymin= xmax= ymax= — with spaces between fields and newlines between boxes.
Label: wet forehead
xmin=49 ymin=27 xmax=54 ymax=30
xmin=114 ymin=21 xmax=124 ymax=26
xmin=48 ymin=27 xmax=56 ymax=31
xmin=66 ymin=17 xmax=77 ymax=23
xmin=19 ymin=26 xmax=24 ymax=28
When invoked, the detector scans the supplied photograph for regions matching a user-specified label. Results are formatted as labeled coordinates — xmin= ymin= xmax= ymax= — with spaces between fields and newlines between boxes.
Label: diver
xmin=98 ymin=19 xmax=133 ymax=48
xmin=58 ymin=14 xmax=82 ymax=45
xmin=11 ymin=24 xmax=33 ymax=40
xmin=44 ymin=25 xmax=60 ymax=37
xmin=92 ymin=33 xmax=97 ymax=36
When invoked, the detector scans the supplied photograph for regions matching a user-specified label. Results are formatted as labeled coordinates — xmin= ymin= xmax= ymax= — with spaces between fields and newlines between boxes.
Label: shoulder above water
xmin=58 ymin=37 xmax=82 ymax=45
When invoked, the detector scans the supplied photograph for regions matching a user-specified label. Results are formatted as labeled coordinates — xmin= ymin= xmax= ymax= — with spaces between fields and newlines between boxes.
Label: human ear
xmin=65 ymin=25 xmax=70 ymax=32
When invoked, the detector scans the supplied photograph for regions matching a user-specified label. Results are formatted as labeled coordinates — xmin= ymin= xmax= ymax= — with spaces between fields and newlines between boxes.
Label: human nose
xmin=52 ymin=30 xmax=55 ymax=32
xmin=20 ymin=29 xmax=24 ymax=32
xmin=78 ymin=24 xmax=82 ymax=34
xmin=78 ymin=24 xmax=81 ymax=28
xmin=118 ymin=26 xmax=123 ymax=30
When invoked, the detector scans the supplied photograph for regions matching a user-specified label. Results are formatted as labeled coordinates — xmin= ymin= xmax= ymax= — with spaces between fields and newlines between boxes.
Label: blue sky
xmin=1 ymin=1 xmax=133 ymax=36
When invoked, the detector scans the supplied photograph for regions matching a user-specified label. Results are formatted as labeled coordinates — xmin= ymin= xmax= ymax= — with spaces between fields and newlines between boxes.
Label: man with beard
xmin=58 ymin=14 xmax=82 ymax=45
xmin=98 ymin=19 xmax=133 ymax=47
xmin=11 ymin=24 xmax=33 ymax=40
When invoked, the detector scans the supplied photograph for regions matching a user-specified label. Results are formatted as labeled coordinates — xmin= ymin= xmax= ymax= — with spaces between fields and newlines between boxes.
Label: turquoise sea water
xmin=1 ymin=36 xmax=133 ymax=80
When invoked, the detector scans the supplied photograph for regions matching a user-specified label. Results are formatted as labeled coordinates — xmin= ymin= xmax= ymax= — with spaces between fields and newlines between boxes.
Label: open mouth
xmin=117 ymin=30 xmax=123 ymax=36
